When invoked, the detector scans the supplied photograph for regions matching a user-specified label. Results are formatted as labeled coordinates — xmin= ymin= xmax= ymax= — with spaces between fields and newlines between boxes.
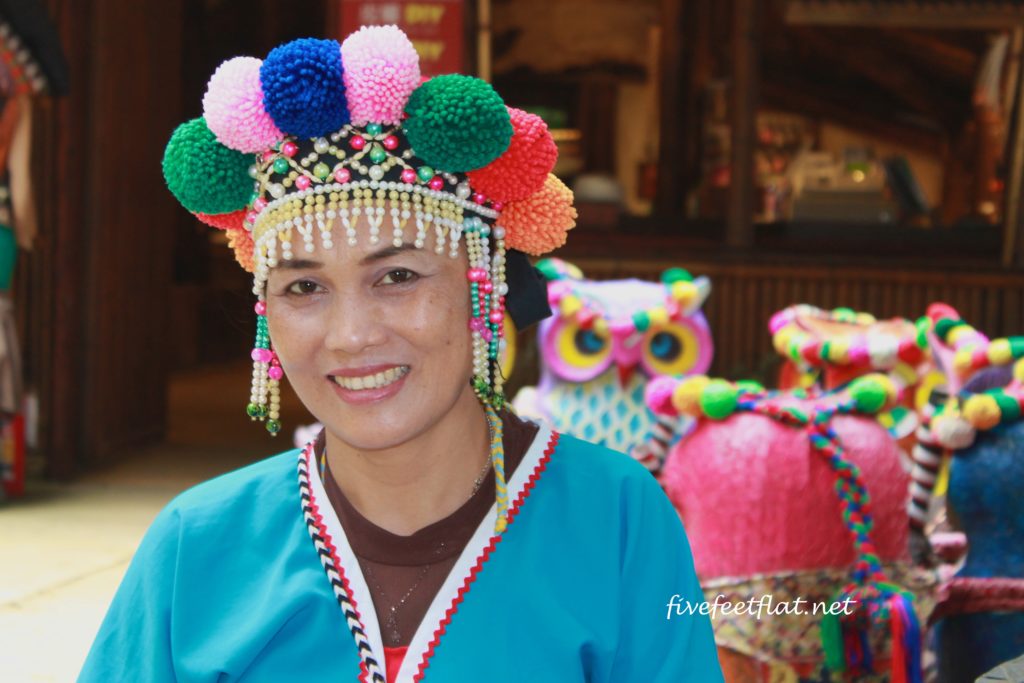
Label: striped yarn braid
xmin=628 ymin=414 xmax=676 ymax=475
xmin=908 ymin=412 xmax=945 ymax=532
xmin=297 ymin=447 xmax=386 ymax=683
xmin=485 ymin=404 xmax=509 ymax=533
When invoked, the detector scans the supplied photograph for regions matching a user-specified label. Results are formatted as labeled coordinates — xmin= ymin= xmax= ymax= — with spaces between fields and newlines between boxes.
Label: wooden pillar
xmin=655 ymin=0 xmax=685 ymax=216
xmin=1004 ymin=28 xmax=1024 ymax=268
xmin=33 ymin=0 xmax=183 ymax=476
xmin=726 ymin=0 xmax=760 ymax=248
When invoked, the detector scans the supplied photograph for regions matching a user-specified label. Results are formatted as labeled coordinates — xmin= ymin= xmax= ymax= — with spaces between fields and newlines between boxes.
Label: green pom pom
xmin=849 ymin=376 xmax=888 ymax=413
xmin=700 ymin=379 xmax=738 ymax=420
xmin=403 ymin=75 xmax=512 ymax=172
xmin=660 ymin=267 xmax=692 ymax=285
xmin=632 ymin=311 xmax=651 ymax=332
xmin=992 ymin=390 xmax=1022 ymax=423
xmin=163 ymin=117 xmax=254 ymax=215
xmin=735 ymin=380 xmax=765 ymax=395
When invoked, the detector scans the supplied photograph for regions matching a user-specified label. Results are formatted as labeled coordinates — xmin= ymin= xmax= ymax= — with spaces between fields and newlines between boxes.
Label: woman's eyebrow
xmin=275 ymin=259 xmax=323 ymax=270
xmin=359 ymin=243 xmax=420 ymax=265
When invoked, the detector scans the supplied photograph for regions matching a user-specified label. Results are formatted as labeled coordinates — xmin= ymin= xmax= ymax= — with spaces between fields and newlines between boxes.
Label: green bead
xmin=273 ymin=158 xmax=289 ymax=174
xmin=833 ymin=307 xmax=856 ymax=322
xmin=1010 ymin=337 xmax=1024 ymax=358
xmin=417 ymin=166 xmax=434 ymax=182
xmin=934 ymin=318 xmax=961 ymax=341
xmin=246 ymin=403 xmax=260 ymax=418
xmin=369 ymin=145 xmax=387 ymax=164
xmin=266 ymin=419 xmax=281 ymax=435
xmin=313 ymin=162 xmax=331 ymax=179
xmin=993 ymin=390 xmax=1021 ymax=423
xmin=366 ymin=123 xmax=383 ymax=136
xmin=849 ymin=377 xmax=888 ymax=413
xmin=660 ymin=267 xmax=692 ymax=285
xmin=632 ymin=311 xmax=651 ymax=332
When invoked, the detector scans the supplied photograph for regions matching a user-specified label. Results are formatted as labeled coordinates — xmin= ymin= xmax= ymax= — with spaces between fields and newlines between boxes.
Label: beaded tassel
xmin=247 ymin=300 xmax=283 ymax=435
xmin=464 ymin=218 xmax=508 ymax=409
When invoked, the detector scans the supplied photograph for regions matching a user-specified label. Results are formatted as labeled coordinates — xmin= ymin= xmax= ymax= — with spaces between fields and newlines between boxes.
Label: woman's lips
xmin=327 ymin=365 xmax=410 ymax=404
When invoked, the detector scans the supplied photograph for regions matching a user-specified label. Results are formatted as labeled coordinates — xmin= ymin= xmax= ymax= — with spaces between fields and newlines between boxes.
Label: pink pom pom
xmin=468 ymin=108 xmax=558 ymax=202
xmin=645 ymin=376 xmax=680 ymax=416
xmin=500 ymin=174 xmax=577 ymax=256
xmin=203 ymin=56 xmax=283 ymax=153
xmin=341 ymin=25 xmax=421 ymax=126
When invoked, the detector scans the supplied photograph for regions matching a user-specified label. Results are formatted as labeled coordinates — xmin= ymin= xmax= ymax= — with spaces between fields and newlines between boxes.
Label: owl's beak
xmin=617 ymin=364 xmax=637 ymax=388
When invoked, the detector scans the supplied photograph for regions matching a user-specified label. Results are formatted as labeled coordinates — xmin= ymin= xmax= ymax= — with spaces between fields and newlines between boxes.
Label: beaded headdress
xmin=161 ymin=26 xmax=576 ymax=434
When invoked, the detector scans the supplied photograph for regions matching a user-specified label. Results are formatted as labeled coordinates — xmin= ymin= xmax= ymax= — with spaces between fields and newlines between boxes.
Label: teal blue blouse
xmin=79 ymin=427 xmax=722 ymax=682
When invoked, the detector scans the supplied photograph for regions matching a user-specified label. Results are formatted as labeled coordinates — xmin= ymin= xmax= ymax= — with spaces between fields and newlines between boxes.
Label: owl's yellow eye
xmin=643 ymin=323 xmax=699 ymax=376
xmin=553 ymin=320 xmax=611 ymax=374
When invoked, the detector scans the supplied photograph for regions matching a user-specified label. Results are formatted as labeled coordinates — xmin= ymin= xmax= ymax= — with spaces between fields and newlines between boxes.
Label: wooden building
xmin=19 ymin=0 xmax=1024 ymax=477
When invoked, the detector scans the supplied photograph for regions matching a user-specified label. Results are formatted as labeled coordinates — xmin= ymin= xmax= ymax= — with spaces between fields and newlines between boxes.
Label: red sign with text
xmin=339 ymin=1 xmax=465 ymax=77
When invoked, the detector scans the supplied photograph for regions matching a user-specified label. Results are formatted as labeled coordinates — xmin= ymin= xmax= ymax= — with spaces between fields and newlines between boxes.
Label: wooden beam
xmin=727 ymin=0 xmax=760 ymax=248
xmin=785 ymin=1 xmax=1024 ymax=29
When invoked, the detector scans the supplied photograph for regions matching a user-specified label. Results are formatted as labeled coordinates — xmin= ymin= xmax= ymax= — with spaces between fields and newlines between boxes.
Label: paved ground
xmin=0 ymin=362 xmax=309 ymax=682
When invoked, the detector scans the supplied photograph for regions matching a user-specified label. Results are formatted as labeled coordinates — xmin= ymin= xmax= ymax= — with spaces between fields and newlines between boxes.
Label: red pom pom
xmin=467 ymin=107 xmax=557 ymax=202
xmin=500 ymin=174 xmax=576 ymax=256
xmin=195 ymin=209 xmax=247 ymax=231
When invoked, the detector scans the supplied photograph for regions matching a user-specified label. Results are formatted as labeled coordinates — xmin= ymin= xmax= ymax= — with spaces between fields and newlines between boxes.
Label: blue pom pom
xmin=260 ymin=38 xmax=348 ymax=139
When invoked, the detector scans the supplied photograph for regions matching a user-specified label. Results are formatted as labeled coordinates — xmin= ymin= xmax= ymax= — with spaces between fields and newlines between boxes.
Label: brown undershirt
xmin=319 ymin=409 xmax=538 ymax=647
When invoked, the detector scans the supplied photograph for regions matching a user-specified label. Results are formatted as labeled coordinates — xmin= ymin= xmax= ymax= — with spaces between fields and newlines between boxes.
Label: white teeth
xmin=332 ymin=366 xmax=408 ymax=391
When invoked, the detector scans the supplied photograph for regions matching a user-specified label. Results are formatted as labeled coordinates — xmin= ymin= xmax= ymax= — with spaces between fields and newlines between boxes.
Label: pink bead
xmin=469 ymin=318 xmax=485 ymax=332
xmin=254 ymin=301 xmax=267 ymax=315
xmin=383 ymin=135 xmax=399 ymax=150
xmin=489 ymin=311 xmax=504 ymax=324
xmin=251 ymin=348 xmax=272 ymax=362
xmin=401 ymin=169 xmax=417 ymax=184
xmin=262 ymin=150 xmax=276 ymax=163
xmin=467 ymin=267 xmax=485 ymax=282
xmin=245 ymin=211 xmax=259 ymax=225
xmin=350 ymin=135 xmax=366 ymax=150
xmin=428 ymin=176 xmax=444 ymax=191
xmin=295 ymin=175 xmax=311 ymax=190
xmin=480 ymin=281 xmax=494 ymax=294
xmin=473 ymin=192 xmax=487 ymax=205
xmin=334 ymin=168 xmax=351 ymax=183
xmin=281 ymin=141 xmax=298 ymax=157
xmin=268 ymin=366 xmax=284 ymax=380
xmin=252 ymin=198 xmax=267 ymax=211
xmin=481 ymin=329 xmax=493 ymax=342
xmin=491 ymin=202 xmax=503 ymax=211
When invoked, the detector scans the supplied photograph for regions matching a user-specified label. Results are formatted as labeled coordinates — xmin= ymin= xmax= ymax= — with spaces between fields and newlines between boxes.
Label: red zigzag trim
xmin=413 ymin=430 xmax=561 ymax=681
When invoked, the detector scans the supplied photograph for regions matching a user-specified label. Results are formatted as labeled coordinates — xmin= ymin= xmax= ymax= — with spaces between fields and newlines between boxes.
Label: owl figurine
xmin=513 ymin=259 xmax=714 ymax=471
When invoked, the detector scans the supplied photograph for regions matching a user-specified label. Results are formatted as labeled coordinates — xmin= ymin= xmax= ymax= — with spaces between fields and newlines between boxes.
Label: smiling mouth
xmin=330 ymin=366 xmax=410 ymax=391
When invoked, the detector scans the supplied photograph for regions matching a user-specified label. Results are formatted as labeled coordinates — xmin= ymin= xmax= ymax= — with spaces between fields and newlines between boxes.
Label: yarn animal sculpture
xmin=512 ymin=259 xmax=713 ymax=473
xmin=917 ymin=306 xmax=1024 ymax=683
xmin=647 ymin=373 xmax=931 ymax=683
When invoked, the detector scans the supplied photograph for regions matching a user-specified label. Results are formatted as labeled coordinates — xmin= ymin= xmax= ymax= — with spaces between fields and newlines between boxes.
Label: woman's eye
xmin=286 ymin=280 xmax=321 ymax=295
xmin=379 ymin=269 xmax=417 ymax=285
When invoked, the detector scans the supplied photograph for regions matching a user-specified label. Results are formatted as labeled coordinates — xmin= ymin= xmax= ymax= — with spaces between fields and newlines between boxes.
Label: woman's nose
xmin=323 ymin=295 xmax=388 ymax=355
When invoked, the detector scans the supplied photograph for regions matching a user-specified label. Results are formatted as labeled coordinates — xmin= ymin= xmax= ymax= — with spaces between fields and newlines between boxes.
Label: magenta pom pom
xmin=341 ymin=25 xmax=420 ymax=126
xmin=468 ymin=107 xmax=558 ymax=202
xmin=645 ymin=376 xmax=680 ymax=417
xmin=203 ymin=57 xmax=283 ymax=153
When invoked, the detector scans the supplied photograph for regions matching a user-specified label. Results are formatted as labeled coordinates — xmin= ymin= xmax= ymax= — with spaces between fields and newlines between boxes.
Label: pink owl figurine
xmin=512 ymin=259 xmax=714 ymax=473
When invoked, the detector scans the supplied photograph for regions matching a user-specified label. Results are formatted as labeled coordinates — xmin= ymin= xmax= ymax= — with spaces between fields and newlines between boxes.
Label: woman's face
xmin=265 ymin=222 xmax=474 ymax=451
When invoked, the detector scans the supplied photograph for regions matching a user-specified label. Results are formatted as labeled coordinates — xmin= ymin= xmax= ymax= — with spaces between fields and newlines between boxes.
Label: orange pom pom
xmin=500 ymin=174 xmax=576 ymax=256
xmin=226 ymin=227 xmax=256 ymax=272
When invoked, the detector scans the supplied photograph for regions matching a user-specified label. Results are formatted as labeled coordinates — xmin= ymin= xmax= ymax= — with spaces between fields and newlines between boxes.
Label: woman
xmin=80 ymin=26 xmax=721 ymax=682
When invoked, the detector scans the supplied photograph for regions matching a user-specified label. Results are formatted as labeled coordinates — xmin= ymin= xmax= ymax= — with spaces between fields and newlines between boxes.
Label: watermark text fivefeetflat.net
xmin=666 ymin=594 xmax=856 ymax=620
